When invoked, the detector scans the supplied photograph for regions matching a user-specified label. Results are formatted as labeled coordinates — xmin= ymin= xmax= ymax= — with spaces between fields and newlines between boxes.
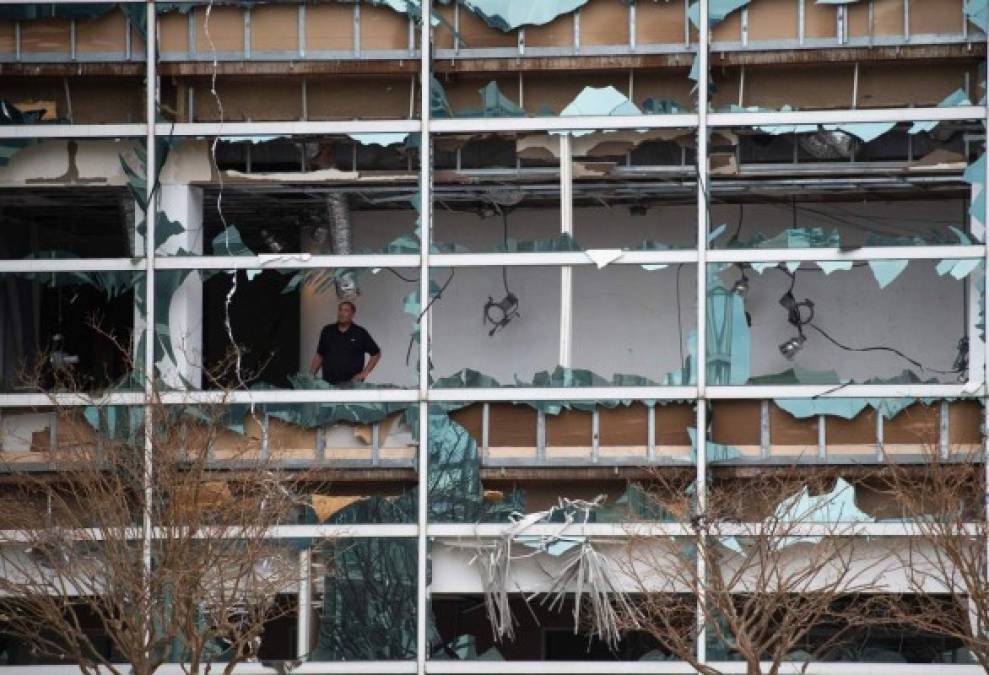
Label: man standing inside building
xmin=309 ymin=301 xmax=381 ymax=385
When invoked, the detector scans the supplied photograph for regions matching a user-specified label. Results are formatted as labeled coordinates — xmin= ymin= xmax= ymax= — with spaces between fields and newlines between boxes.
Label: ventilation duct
xmin=798 ymin=130 xmax=856 ymax=160
xmin=326 ymin=193 xmax=359 ymax=300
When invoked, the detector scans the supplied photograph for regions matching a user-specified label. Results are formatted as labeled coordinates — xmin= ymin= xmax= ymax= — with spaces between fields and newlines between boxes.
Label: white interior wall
xmin=430 ymin=538 xmax=936 ymax=595
xmin=299 ymin=201 xmax=967 ymax=385
xmin=744 ymin=260 xmax=965 ymax=380
xmin=709 ymin=199 xmax=972 ymax=247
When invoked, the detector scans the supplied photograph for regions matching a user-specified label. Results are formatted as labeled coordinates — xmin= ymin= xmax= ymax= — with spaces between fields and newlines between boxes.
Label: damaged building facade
xmin=1 ymin=0 xmax=989 ymax=671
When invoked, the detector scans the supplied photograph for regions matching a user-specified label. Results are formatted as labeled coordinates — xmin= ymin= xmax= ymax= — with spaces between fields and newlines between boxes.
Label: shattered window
xmin=0 ymin=270 xmax=144 ymax=393
xmin=718 ymin=117 xmax=983 ymax=198
xmin=571 ymin=127 xmax=698 ymax=250
xmin=707 ymin=259 xmax=977 ymax=385
xmin=152 ymin=262 xmax=419 ymax=391
xmin=705 ymin=112 xmax=987 ymax=391
xmin=155 ymin=133 xmax=421 ymax=259
xmin=0 ymin=133 xmax=145 ymax=393
xmin=310 ymin=537 xmax=419 ymax=661
xmin=432 ymin=132 xmax=562 ymax=254
xmin=0 ymin=0 xmax=988 ymax=671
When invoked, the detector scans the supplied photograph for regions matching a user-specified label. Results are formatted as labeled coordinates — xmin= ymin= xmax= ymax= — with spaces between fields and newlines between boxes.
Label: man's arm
xmin=309 ymin=353 xmax=323 ymax=377
xmin=356 ymin=352 xmax=381 ymax=381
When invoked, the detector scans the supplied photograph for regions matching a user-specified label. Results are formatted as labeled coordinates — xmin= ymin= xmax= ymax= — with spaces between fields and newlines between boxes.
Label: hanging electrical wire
xmin=482 ymin=208 xmax=520 ymax=337
xmin=405 ymin=269 xmax=456 ymax=366
xmin=384 ymin=268 xmax=418 ymax=283
xmin=775 ymin=266 xmax=966 ymax=376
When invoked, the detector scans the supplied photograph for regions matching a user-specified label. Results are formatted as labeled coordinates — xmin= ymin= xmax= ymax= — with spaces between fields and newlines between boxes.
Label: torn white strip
xmin=259 ymin=253 xmax=313 ymax=266
xmin=585 ymin=248 xmax=623 ymax=269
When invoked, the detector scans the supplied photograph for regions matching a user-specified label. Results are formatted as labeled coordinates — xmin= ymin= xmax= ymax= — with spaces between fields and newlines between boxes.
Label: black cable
xmin=405 ymin=268 xmax=456 ymax=366
xmin=694 ymin=157 xmax=710 ymax=210
xmin=783 ymin=266 xmax=797 ymax=294
xmin=384 ymin=268 xmax=418 ymax=283
xmin=805 ymin=322 xmax=960 ymax=375
xmin=779 ymin=265 xmax=962 ymax=376
xmin=419 ymin=268 xmax=455 ymax=320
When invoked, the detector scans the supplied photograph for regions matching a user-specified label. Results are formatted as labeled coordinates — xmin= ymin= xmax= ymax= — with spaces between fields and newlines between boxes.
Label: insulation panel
xmin=636 ymin=0 xmax=688 ymax=44
xmin=251 ymin=4 xmax=299 ymax=53
xmin=580 ymin=0 xmax=630 ymax=46
xmin=306 ymin=3 xmax=356 ymax=51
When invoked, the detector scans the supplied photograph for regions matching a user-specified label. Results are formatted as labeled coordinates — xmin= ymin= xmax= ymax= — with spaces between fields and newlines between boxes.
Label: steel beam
xmin=0 ymin=383 xmax=979 ymax=409
xmin=416 ymin=5 xmax=432 ymax=675
xmin=695 ymin=0 xmax=710 ymax=664
xmin=153 ymin=254 xmax=421 ymax=270
xmin=1 ymin=106 xmax=982 ymax=141
xmin=155 ymin=120 xmax=420 ymax=136
xmin=0 ymin=124 xmax=146 ymax=139
xmin=559 ymin=134 xmax=574 ymax=368
xmin=2 ymin=246 xmax=983 ymax=276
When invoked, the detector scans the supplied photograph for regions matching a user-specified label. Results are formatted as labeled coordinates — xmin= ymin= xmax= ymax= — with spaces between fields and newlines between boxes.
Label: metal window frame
xmin=0 ymin=105 xmax=980 ymax=140
xmin=0 ymin=382 xmax=979 ymax=408
xmin=0 ymin=520 xmax=972 ymax=542
xmin=0 ymin=0 xmax=987 ymax=672
xmin=0 ymin=663 xmax=983 ymax=675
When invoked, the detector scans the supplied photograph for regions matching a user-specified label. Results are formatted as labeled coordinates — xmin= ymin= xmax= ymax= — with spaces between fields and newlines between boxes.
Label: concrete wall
xmin=300 ymin=200 xmax=968 ymax=385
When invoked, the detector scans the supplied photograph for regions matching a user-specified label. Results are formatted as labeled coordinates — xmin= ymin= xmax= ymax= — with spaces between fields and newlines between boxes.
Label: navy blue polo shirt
xmin=316 ymin=323 xmax=380 ymax=384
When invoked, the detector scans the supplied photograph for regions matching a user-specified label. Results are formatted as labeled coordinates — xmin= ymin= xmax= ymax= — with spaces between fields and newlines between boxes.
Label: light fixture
xmin=483 ymin=292 xmax=520 ymax=336
xmin=777 ymin=268 xmax=814 ymax=360
xmin=49 ymin=334 xmax=79 ymax=372
xmin=483 ymin=210 xmax=521 ymax=337
xmin=779 ymin=334 xmax=806 ymax=360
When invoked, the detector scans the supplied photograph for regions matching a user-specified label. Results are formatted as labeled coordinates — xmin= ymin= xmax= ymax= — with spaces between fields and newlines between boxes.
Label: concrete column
xmin=156 ymin=184 xmax=204 ymax=388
